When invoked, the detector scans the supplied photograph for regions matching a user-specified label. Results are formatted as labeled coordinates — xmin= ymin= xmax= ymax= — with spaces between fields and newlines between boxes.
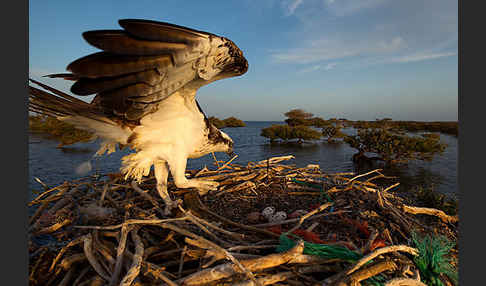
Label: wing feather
xmin=70 ymin=69 xmax=164 ymax=95
xmin=82 ymin=30 xmax=188 ymax=56
xmin=118 ymin=19 xmax=211 ymax=43
xmin=67 ymin=52 xmax=173 ymax=78
xmin=55 ymin=19 xmax=247 ymax=122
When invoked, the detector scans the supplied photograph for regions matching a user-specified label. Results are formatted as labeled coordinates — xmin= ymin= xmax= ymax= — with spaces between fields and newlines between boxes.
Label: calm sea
xmin=28 ymin=121 xmax=458 ymax=200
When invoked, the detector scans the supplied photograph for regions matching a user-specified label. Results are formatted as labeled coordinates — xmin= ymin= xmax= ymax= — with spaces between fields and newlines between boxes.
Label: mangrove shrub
xmin=29 ymin=115 xmax=94 ymax=147
xmin=344 ymin=128 xmax=447 ymax=165
xmin=261 ymin=124 xmax=321 ymax=143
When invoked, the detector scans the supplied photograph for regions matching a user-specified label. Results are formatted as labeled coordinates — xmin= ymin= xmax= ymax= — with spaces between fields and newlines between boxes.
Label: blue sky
xmin=29 ymin=0 xmax=458 ymax=121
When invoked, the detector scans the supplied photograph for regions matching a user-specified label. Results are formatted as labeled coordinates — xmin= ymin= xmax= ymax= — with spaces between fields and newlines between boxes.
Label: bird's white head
xmin=207 ymin=124 xmax=234 ymax=157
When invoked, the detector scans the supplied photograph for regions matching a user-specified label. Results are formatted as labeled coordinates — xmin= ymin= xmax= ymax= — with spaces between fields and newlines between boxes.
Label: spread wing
xmin=49 ymin=19 xmax=248 ymax=122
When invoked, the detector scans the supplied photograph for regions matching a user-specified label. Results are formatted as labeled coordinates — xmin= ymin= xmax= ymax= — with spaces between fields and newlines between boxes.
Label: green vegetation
xmin=284 ymin=109 xmax=314 ymax=127
xmin=222 ymin=116 xmax=246 ymax=127
xmin=260 ymin=124 xmax=321 ymax=143
xmin=344 ymin=128 xmax=447 ymax=165
xmin=29 ymin=115 xmax=94 ymax=147
xmin=411 ymin=232 xmax=458 ymax=286
xmin=208 ymin=116 xmax=225 ymax=128
xmin=322 ymin=125 xmax=346 ymax=143
xmin=261 ymin=109 xmax=323 ymax=143
xmin=350 ymin=119 xmax=458 ymax=136
xmin=208 ymin=116 xmax=246 ymax=128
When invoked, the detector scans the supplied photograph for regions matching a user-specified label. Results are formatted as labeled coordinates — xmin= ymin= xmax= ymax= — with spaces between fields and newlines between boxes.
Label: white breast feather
xmin=120 ymin=91 xmax=207 ymax=181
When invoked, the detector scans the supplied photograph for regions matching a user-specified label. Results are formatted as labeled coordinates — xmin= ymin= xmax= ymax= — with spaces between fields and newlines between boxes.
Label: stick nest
xmin=29 ymin=155 xmax=458 ymax=286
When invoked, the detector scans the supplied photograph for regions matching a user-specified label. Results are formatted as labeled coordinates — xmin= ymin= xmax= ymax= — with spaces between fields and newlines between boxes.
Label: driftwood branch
xmin=402 ymin=205 xmax=458 ymax=223
xmin=180 ymin=240 xmax=305 ymax=286
xmin=120 ymin=228 xmax=144 ymax=286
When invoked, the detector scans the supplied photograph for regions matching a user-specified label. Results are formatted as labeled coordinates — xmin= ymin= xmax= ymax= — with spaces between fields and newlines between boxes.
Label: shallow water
xmin=28 ymin=121 xmax=457 ymax=201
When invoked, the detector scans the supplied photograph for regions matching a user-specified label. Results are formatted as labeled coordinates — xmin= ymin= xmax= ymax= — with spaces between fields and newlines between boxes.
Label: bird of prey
xmin=29 ymin=19 xmax=248 ymax=214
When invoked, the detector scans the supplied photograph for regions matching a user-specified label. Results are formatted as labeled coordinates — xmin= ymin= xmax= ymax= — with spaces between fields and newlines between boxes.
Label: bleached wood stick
xmin=49 ymin=234 xmax=88 ymax=271
xmin=180 ymin=240 xmax=304 ymax=285
xmin=83 ymin=234 xmax=111 ymax=281
xmin=287 ymin=202 xmax=333 ymax=234
xmin=216 ymin=154 xmax=239 ymax=171
xmin=108 ymin=224 xmax=131 ymax=286
xmin=384 ymin=278 xmax=427 ymax=286
xmin=348 ymin=169 xmax=382 ymax=183
xmin=402 ymin=205 xmax=458 ymax=223
xmin=345 ymin=245 xmax=418 ymax=276
xmin=120 ymin=228 xmax=144 ymax=286
xmin=341 ymin=259 xmax=397 ymax=286
xmin=74 ymin=217 xmax=186 ymax=230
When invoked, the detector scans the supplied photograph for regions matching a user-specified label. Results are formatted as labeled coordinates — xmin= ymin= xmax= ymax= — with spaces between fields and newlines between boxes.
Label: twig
xmin=59 ymin=253 xmax=86 ymax=270
xmin=383 ymin=182 xmax=400 ymax=192
xmin=109 ymin=224 xmax=131 ymax=286
xmin=120 ymin=228 xmax=144 ymax=286
xmin=49 ymin=234 xmax=88 ymax=271
xmin=131 ymin=181 xmax=165 ymax=217
xmin=35 ymin=218 xmax=73 ymax=235
xmin=99 ymin=183 xmax=109 ymax=206
xmin=182 ymin=207 xmax=246 ymax=241
xmin=341 ymin=259 xmax=397 ymax=286
xmin=178 ymin=245 xmax=187 ymax=279
xmin=402 ymin=205 xmax=458 ymax=223
xmin=250 ymin=210 xmax=350 ymax=228
xmin=179 ymin=240 xmax=305 ymax=286
xmin=161 ymin=223 xmax=262 ymax=286
xmin=30 ymin=181 xmax=69 ymax=205
xmin=124 ymin=250 xmax=178 ymax=286
xmin=216 ymin=154 xmax=239 ymax=171
xmin=58 ymin=266 xmax=76 ymax=286
xmin=83 ymin=233 xmax=111 ymax=281
xmin=74 ymin=217 xmax=186 ymax=230
xmin=287 ymin=202 xmax=332 ymax=234
xmin=195 ymin=196 xmax=280 ymax=238
xmin=182 ymin=208 xmax=233 ymax=247
xmin=384 ymin=278 xmax=427 ymax=286
xmin=72 ymin=266 xmax=91 ymax=286
xmin=34 ymin=176 xmax=50 ymax=190
xmin=345 ymin=245 xmax=418 ymax=276
xmin=348 ymin=169 xmax=382 ymax=183
xmin=211 ymin=152 xmax=221 ymax=168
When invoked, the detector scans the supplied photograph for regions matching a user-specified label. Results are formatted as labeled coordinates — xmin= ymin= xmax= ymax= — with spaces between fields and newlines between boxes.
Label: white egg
xmin=261 ymin=206 xmax=276 ymax=219
xmin=269 ymin=211 xmax=287 ymax=222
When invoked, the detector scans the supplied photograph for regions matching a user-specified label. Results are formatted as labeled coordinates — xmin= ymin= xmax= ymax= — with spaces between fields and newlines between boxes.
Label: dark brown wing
xmin=50 ymin=19 xmax=248 ymax=122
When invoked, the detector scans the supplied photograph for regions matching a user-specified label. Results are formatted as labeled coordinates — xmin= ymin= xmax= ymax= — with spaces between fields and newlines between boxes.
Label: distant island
xmin=208 ymin=116 xmax=246 ymax=128
xmin=29 ymin=115 xmax=95 ymax=147
xmin=28 ymin=114 xmax=247 ymax=147
xmin=260 ymin=109 xmax=454 ymax=167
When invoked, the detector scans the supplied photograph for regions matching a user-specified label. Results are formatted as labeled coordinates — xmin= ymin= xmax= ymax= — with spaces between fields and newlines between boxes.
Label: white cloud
xmin=273 ymin=44 xmax=357 ymax=64
xmin=270 ymin=0 xmax=457 ymax=68
xmin=391 ymin=52 xmax=457 ymax=63
xmin=297 ymin=62 xmax=336 ymax=74
xmin=324 ymin=0 xmax=388 ymax=16
xmin=283 ymin=0 xmax=304 ymax=16
xmin=376 ymin=37 xmax=405 ymax=53
xmin=298 ymin=65 xmax=322 ymax=73
xmin=272 ymin=36 xmax=405 ymax=64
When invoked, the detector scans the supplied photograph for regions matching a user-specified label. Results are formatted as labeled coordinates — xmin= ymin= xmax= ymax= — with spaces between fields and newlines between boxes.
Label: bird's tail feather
xmin=29 ymin=79 xmax=133 ymax=147
xmin=29 ymin=78 xmax=115 ymax=125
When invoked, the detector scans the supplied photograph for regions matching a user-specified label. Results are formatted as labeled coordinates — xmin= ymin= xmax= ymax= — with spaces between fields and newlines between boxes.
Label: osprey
xmin=29 ymin=19 xmax=248 ymax=214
